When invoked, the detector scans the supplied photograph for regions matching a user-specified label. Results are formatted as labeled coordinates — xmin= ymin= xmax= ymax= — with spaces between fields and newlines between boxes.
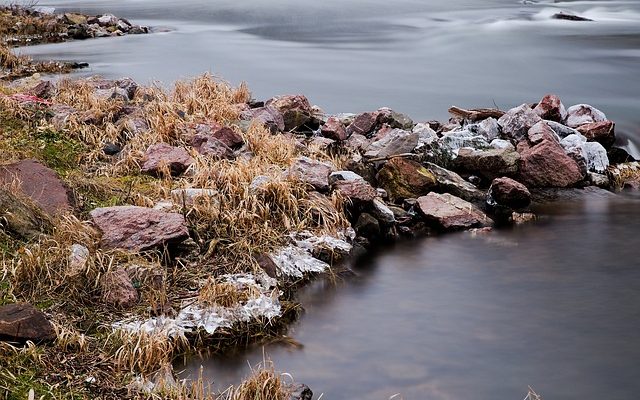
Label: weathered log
xmin=0 ymin=187 xmax=52 ymax=240
xmin=448 ymin=106 xmax=505 ymax=122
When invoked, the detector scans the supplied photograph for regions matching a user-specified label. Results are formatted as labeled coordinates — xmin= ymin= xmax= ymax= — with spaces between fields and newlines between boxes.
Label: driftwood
xmin=0 ymin=187 xmax=52 ymax=240
xmin=447 ymin=106 xmax=505 ymax=122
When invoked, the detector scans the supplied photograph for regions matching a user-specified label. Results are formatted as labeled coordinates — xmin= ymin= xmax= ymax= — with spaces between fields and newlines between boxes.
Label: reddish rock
xmin=332 ymin=179 xmax=377 ymax=203
xmin=191 ymin=135 xmax=234 ymax=159
xmin=376 ymin=158 xmax=437 ymax=202
xmin=0 ymin=160 xmax=73 ymax=215
xmin=346 ymin=112 xmax=379 ymax=137
xmin=266 ymin=95 xmax=313 ymax=131
xmin=289 ymin=157 xmax=336 ymax=192
xmin=240 ymin=106 xmax=285 ymax=133
xmin=576 ymin=120 xmax=615 ymax=147
xmin=344 ymin=133 xmax=370 ymax=152
xmin=90 ymin=206 xmax=189 ymax=251
xmin=416 ymin=192 xmax=493 ymax=231
xmin=321 ymin=117 xmax=348 ymax=141
xmin=533 ymin=94 xmax=567 ymax=122
xmin=100 ymin=269 xmax=139 ymax=308
xmin=518 ymin=127 xmax=584 ymax=187
xmin=565 ymin=104 xmax=607 ymax=128
xmin=141 ymin=143 xmax=193 ymax=176
xmin=194 ymin=123 xmax=244 ymax=148
xmin=489 ymin=177 xmax=531 ymax=209
xmin=0 ymin=303 xmax=56 ymax=343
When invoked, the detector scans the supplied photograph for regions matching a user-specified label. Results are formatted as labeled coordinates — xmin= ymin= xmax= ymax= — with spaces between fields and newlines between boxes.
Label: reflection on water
xmin=21 ymin=0 xmax=640 ymax=156
xmin=180 ymin=194 xmax=640 ymax=399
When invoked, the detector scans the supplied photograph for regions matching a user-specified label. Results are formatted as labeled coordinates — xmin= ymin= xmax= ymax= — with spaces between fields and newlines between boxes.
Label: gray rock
xmin=413 ymin=123 xmax=439 ymax=149
xmin=565 ymin=104 xmax=607 ymax=128
xmin=364 ymin=129 xmax=418 ymax=158
xmin=498 ymin=104 xmax=542 ymax=141
xmin=328 ymin=171 xmax=364 ymax=186
xmin=416 ymin=192 xmax=493 ymax=231
xmin=424 ymin=162 xmax=485 ymax=202
xmin=438 ymin=130 xmax=490 ymax=153
xmin=371 ymin=198 xmax=396 ymax=224
xmin=453 ymin=147 xmax=520 ymax=180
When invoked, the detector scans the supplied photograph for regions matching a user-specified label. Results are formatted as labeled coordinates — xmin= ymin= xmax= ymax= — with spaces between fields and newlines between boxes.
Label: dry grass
xmin=198 ymin=279 xmax=261 ymax=308
xmin=222 ymin=358 xmax=292 ymax=400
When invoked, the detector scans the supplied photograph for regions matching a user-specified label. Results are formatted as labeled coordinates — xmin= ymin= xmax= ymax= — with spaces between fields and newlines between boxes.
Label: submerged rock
xmin=416 ymin=192 xmax=493 ymax=231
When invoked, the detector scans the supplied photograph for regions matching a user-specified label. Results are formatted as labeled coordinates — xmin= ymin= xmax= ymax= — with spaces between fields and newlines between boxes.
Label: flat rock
xmin=0 ymin=160 xmax=74 ymax=215
xmin=416 ymin=192 xmax=493 ymax=231
xmin=332 ymin=179 xmax=377 ymax=203
xmin=141 ymin=143 xmax=193 ymax=176
xmin=376 ymin=158 xmax=438 ymax=202
xmin=364 ymin=129 xmax=418 ymax=159
xmin=90 ymin=206 xmax=189 ymax=251
xmin=0 ymin=303 xmax=56 ymax=343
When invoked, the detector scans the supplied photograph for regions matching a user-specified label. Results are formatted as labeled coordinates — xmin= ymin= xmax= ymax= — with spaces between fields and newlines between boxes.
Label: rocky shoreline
xmin=1 ymin=5 xmax=640 ymax=400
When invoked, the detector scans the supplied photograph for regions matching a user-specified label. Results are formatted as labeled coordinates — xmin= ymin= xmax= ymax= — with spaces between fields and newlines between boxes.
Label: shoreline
xmin=2 ymin=5 xmax=640 ymax=399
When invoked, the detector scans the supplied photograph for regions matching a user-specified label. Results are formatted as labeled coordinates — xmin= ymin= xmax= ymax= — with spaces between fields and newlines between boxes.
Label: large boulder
xmin=141 ymin=143 xmax=194 ymax=176
xmin=576 ymin=120 xmax=615 ymax=148
xmin=453 ymin=146 xmax=520 ymax=180
xmin=489 ymin=177 xmax=531 ymax=209
xmin=0 ymin=303 xmax=56 ymax=343
xmin=266 ymin=95 xmax=313 ymax=131
xmin=289 ymin=157 xmax=336 ymax=192
xmin=90 ymin=206 xmax=189 ymax=251
xmin=364 ymin=129 xmax=418 ymax=159
xmin=517 ymin=123 xmax=584 ymax=187
xmin=416 ymin=192 xmax=493 ymax=231
xmin=376 ymin=158 xmax=437 ymax=202
xmin=498 ymin=104 xmax=542 ymax=141
xmin=0 ymin=160 xmax=74 ymax=215
xmin=565 ymin=104 xmax=607 ymax=128
xmin=533 ymin=94 xmax=567 ymax=122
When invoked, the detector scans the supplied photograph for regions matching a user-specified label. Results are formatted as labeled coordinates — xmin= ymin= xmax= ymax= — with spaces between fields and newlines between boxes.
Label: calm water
xmin=21 ymin=0 xmax=640 ymax=157
xmin=181 ymin=193 xmax=640 ymax=399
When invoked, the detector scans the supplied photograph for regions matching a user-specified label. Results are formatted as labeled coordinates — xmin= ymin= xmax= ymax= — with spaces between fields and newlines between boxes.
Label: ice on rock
xmin=271 ymin=245 xmax=331 ymax=278
xmin=561 ymin=134 xmax=609 ymax=173
xmin=468 ymin=118 xmax=500 ymax=141
xmin=546 ymin=120 xmax=580 ymax=139
xmin=490 ymin=139 xmax=514 ymax=150
xmin=413 ymin=123 xmax=439 ymax=149
xmin=438 ymin=130 xmax=490 ymax=155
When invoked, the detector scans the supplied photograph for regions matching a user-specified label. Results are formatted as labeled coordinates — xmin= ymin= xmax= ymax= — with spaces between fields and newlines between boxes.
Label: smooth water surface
xmin=20 ymin=0 xmax=640 ymax=156
xmin=180 ymin=194 xmax=640 ymax=399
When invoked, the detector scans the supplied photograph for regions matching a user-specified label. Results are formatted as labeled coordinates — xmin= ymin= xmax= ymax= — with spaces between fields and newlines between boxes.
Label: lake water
xmin=21 ymin=0 xmax=640 ymax=157
xmin=17 ymin=1 xmax=640 ymax=398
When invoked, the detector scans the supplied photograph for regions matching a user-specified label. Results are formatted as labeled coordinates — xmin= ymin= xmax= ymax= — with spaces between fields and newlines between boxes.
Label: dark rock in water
xmin=576 ymin=120 xmax=615 ymax=148
xmin=266 ymin=95 xmax=313 ymax=131
xmin=289 ymin=157 xmax=335 ymax=192
xmin=376 ymin=157 xmax=437 ymax=202
xmin=498 ymin=104 xmax=542 ymax=142
xmin=287 ymin=383 xmax=313 ymax=400
xmin=90 ymin=206 xmax=189 ymax=251
xmin=0 ymin=303 xmax=56 ymax=343
xmin=141 ymin=143 xmax=193 ymax=176
xmin=321 ymin=116 xmax=348 ymax=141
xmin=416 ymin=192 xmax=493 ymax=231
xmin=608 ymin=147 xmax=636 ymax=164
xmin=565 ymin=104 xmax=607 ymax=128
xmin=489 ymin=177 xmax=531 ymax=209
xmin=0 ymin=160 xmax=74 ymax=215
xmin=355 ymin=212 xmax=381 ymax=240
xmin=552 ymin=12 xmax=593 ymax=22
xmin=103 ymin=142 xmax=122 ymax=155
xmin=533 ymin=94 xmax=567 ymax=123
xmin=347 ymin=112 xmax=379 ymax=137
xmin=71 ymin=62 xmax=90 ymax=69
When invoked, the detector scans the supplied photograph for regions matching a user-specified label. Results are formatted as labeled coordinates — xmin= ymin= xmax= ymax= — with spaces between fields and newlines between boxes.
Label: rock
xmin=67 ymin=244 xmax=90 ymax=280
xmin=354 ymin=213 xmax=381 ymax=239
xmin=608 ymin=147 xmax=636 ymax=164
xmin=0 ymin=303 xmax=56 ymax=343
xmin=347 ymin=112 xmax=379 ymax=137
xmin=371 ymin=198 xmax=396 ymax=224
xmin=533 ymin=94 xmax=567 ymax=122
xmin=552 ymin=12 xmax=593 ymax=22
xmin=468 ymin=117 xmax=500 ymax=141
xmin=560 ymin=134 xmax=610 ymax=173
xmin=545 ymin=120 xmax=580 ymax=139
xmin=526 ymin=121 xmax=560 ymax=145
xmin=377 ymin=108 xmax=414 ymax=130
xmin=287 ymin=383 xmax=313 ymax=400
xmin=453 ymin=147 xmax=520 ymax=180
xmin=321 ymin=117 xmax=348 ymax=141
xmin=254 ymin=253 xmax=278 ymax=278
xmin=289 ymin=157 xmax=335 ymax=192
xmin=576 ymin=120 xmax=615 ymax=147
xmin=423 ymin=162 xmax=485 ymax=203
xmin=64 ymin=13 xmax=87 ymax=25
xmin=518 ymin=128 xmax=584 ymax=187
xmin=97 ymin=14 xmax=118 ymax=26
xmin=332 ymin=179 xmax=377 ymax=203
xmin=413 ymin=123 xmax=439 ymax=149
xmin=100 ymin=269 xmax=138 ymax=308
xmin=191 ymin=135 xmax=233 ymax=159
xmin=565 ymin=104 xmax=607 ymax=128
xmin=489 ymin=177 xmax=531 ymax=209
xmin=27 ymin=80 xmax=55 ymax=99
xmin=588 ymin=172 xmax=610 ymax=188
xmin=498 ymin=104 xmax=542 ymax=141
xmin=438 ymin=130 xmax=490 ymax=153
xmin=308 ymin=136 xmax=335 ymax=152
xmin=343 ymin=133 xmax=370 ymax=153
xmin=103 ymin=142 xmax=122 ymax=155
xmin=416 ymin=192 xmax=493 ymax=231
xmin=90 ymin=206 xmax=189 ymax=251
xmin=0 ymin=160 xmax=74 ymax=215
xmin=490 ymin=139 xmax=513 ymax=150
xmin=141 ymin=143 xmax=193 ymax=176
xmin=193 ymin=123 xmax=244 ymax=148
xmin=50 ymin=104 xmax=77 ymax=130
xmin=0 ymin=188 xmax=52 ymax=240
xmin=364 ymin=129 xmax=418 ymax=158
xmin=376 ymin=158 xmax=438 ymax=202
xmin=171 ymin=189 xmax=219 ymax=208
xmin=266 ymin=95 xmax=313 ymax=131
xmin=240 ymin=106 xmax=285 ymax=133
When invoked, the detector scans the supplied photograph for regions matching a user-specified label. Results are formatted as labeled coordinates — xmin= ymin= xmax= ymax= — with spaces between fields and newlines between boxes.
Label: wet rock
xmin=565 ymin=104 xmax=607 ymax=128
xmin=240 ymin=106 xmax=285 ymax=133
xmin=100 ymin=269 xmax=138 ymax=309
xmin=576 ymin=120 xmax=615 ymax=148
xmin=0 ymin=160 xmax=74 ymax=215
xmin=489 ymin=177 xmax=531 ymax=209
xmin=289 ymin=157 xmax=335 ymax=192
xmin=346 ymin=112 xmax=379 ymax=137
xmin=266 ymin=95 xmax=313 ymax=131
xmin=364 ymin=129 xmax=418 ymax=158
xmin=416 ymin=192 xmax=493 ymax=231
xmin=354 ymin=212 xmax=381 ymax=239
xmin=453 ymin=146 xmax=520 ymax=180
xmin=498 ymin=104 xmax=542 ymax=141
xmin=533 ymin=94 xmax=567 ymax=122
xmin=376 ymin=158 xmax=438 ymax=202
xmin=377 ymin=107 xmax=414 ymax=130
xmin=423 ymin=162 xmax=485 ymax=203
xmin=321 ymin=116 xmax=348 ymax=141
xmin=552 ymin=12 xmax=593 ymax=22
xmin=90 ymin=206 xmax=189 ymax=251
xmin=518 ymin=128 xmax=584 ymax=187
xmin=332 ymin=179 xmax=377 ymax=203
xmin=141 ymin=143 xmax=193 ymax=176
xmin=0 ymin=303 xmax=56 ymax=343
